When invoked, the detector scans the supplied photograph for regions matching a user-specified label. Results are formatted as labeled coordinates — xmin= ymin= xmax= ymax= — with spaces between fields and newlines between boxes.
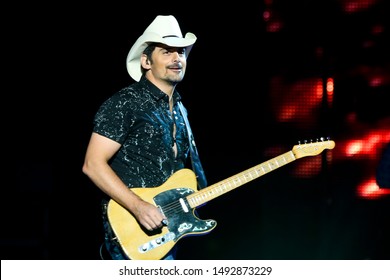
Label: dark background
xmin=3 ymin=0 xmax=389 ymax=260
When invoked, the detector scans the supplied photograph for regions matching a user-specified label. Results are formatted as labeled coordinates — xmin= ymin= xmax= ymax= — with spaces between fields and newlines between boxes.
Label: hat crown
xmin=144 ymin=15 xmax=183 ymax=38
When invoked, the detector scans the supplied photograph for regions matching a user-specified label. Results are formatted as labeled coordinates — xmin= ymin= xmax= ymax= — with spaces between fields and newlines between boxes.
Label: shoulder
xmin=103 ymin=84 xmax=143 ymax=105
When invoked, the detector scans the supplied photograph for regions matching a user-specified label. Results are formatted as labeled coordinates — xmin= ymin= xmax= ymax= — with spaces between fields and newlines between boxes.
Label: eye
xmin=165 ymin=47 xmax=186 ymax=55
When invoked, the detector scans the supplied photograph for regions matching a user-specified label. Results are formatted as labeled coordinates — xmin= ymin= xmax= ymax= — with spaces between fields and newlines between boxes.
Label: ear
xmin=140 ymin=54 xmax=151 ymax=69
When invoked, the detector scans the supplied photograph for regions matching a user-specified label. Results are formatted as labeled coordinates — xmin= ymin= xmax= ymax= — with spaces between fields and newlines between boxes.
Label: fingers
xmin=144 ymin=217 xmax=167 ymax=231
xmin=136 ymin=203 xmax=168 ymax=231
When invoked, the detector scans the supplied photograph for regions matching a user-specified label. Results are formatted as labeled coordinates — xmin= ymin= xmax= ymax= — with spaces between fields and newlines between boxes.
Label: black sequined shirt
xmin=93 ymin=76 xmax=190 ymax=188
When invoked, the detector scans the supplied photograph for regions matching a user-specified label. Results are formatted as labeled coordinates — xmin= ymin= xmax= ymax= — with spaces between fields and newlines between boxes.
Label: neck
xmin=161 ymin=84 xmax=176 ymax=99
xmin=169 ymin=93 xmax=174 ymax=112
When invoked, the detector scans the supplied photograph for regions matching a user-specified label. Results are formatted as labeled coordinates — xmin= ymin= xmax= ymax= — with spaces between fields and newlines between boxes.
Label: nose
xmin=172 ymin=51 xmax=180 ymax=61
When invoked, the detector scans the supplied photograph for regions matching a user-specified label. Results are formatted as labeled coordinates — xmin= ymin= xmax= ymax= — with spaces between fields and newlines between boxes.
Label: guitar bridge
xmin=138 ymin=232 xmax=176 ymax=253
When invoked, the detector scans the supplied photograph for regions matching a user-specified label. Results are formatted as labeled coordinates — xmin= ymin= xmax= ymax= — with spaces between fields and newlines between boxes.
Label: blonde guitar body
xmin=107 ymin=169 xmax=216 ymax=260
xmin=107 ymin=139 xmax=335 ymax=260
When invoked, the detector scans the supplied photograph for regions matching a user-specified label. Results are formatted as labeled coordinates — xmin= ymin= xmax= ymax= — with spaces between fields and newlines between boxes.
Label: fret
xmin=186 ymin=141 xmax=335 ymax=208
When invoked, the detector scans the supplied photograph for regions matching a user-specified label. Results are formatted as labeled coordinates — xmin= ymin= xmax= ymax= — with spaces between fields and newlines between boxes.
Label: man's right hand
xmin=132 ymin=200 xmax=167 ymax=231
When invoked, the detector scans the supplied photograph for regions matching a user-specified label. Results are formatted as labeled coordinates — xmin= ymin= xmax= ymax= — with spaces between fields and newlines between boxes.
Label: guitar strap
xmin=177 ymin=101 xmax=207 ymax=189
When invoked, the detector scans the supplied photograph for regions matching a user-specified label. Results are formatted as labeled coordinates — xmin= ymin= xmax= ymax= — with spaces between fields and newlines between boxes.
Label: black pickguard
xmin=154 ymin=188 xmax=217 ymax=241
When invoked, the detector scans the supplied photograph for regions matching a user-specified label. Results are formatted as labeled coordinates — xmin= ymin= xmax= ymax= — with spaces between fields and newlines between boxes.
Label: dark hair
xmin=143 ymin=43 xmax=156 ymax=58
xmin=141 ymin=43 xmax=157 ymax=75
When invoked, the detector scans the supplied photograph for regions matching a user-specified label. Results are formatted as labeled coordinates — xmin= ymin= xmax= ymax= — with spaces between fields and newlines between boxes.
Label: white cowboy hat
xmin=126 ymin=15 xmax=197 ymax=81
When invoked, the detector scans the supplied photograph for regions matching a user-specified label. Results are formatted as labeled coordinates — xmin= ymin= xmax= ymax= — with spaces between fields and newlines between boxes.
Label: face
xmin=142 ymin=44 xmax=188 ymax=86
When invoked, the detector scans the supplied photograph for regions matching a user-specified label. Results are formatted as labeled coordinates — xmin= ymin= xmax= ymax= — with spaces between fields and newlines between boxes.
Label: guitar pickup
xmin=138 ymin=232 xmax=176 ymax=253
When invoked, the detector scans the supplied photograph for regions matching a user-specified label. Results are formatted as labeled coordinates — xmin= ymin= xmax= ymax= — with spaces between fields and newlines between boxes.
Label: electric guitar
xmin=107 ymin=139 xmax=335 ymax=260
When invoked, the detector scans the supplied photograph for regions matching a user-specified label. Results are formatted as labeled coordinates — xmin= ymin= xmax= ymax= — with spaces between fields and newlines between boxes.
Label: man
xmin=82 ymin=15 xmax=206 ymax=260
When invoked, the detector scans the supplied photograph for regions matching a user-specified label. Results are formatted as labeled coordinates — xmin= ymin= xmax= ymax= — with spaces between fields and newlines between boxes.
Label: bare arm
xmin=82 ymin=132 xmax=166 ymax=230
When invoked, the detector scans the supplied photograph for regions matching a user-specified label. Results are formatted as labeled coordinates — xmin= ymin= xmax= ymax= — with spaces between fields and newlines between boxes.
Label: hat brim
xmin=126 ymin=32 xmax=197 ymax=81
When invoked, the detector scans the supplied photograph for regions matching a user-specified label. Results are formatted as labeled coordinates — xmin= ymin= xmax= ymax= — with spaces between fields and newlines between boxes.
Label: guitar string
xmin=159 ymin=141 xmax=332 ymax=218
xmin=158 ymin=188 xmax=209 ymax=214
xmin=159 ymin=189 xmax=211 ymax=216
xmin=159 ymin=156 xmax=289 ymax=215
xmin=159 ymin=168 xmax=274 ymax=216
xmin=161 ymin=201 xmax=183 ymax=214
xmin=159 ymin=173 xmax=253 ymax=215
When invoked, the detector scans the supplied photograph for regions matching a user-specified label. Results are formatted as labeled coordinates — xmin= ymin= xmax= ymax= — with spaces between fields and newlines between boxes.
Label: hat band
xmin=163 ymin=35 xmax=181 ymax=38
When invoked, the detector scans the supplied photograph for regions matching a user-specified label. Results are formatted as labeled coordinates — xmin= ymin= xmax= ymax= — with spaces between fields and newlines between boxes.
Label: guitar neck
xmin=186 ymin=150 xmax=297 ymax=208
